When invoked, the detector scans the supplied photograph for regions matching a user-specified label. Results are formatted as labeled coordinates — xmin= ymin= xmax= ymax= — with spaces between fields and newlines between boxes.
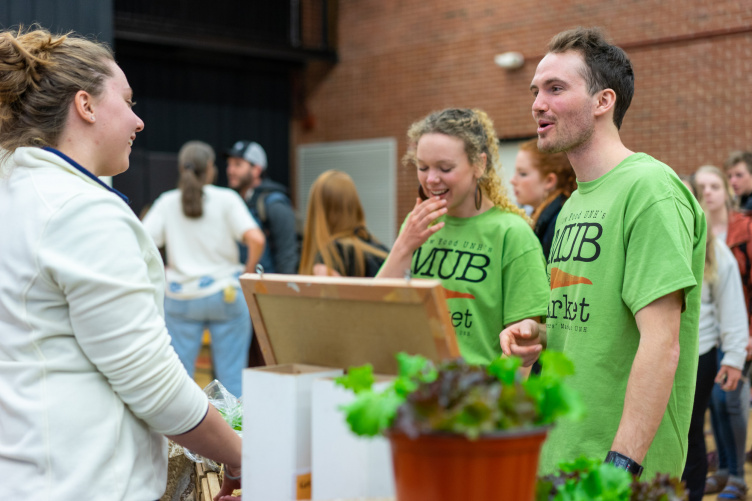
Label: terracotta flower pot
xmin=388 ymin=427 xmax=548 ymax=501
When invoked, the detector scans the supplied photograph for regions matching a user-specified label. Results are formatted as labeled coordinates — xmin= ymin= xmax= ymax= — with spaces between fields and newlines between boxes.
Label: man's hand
xmin=716 ymin=364 xmax=743 ymax=392
xmin=499 ymin=318 xmax=544 ymax=367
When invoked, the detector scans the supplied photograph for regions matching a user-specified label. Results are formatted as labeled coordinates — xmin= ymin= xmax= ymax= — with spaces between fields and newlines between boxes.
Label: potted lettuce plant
xmin=335 ymin=351 xmax=583 ymax=501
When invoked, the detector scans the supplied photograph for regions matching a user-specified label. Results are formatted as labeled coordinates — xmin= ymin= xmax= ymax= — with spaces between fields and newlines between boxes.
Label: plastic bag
xmin=182 ymin=379 xmax=242 ymax=470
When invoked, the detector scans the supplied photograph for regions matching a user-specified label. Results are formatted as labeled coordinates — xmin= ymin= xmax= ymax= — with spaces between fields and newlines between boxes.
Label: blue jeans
xmin=709 ymin=350 xmax=750 ymax=479
xmin=164 ymin=288 xmax=251 ymax=397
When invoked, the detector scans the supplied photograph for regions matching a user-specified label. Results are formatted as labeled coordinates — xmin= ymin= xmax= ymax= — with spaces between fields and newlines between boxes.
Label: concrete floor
xmin=703 ymin=411 xmax=752 ymax=500
xmin=193 ymin=333 xmax=214 ymax=390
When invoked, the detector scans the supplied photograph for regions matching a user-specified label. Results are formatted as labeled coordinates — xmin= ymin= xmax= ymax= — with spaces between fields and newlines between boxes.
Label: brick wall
xmin=293 ymin=0 xmax=752 ymax=222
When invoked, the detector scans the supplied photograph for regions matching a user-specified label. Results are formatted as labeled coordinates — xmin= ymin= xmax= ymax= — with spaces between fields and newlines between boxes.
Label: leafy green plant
xmin=536 ymin=457 xmax=688 ymax=501
xmin=335 ymin=351 xmax=583 ymax=439
xmin=217 ymin=405 xmax=242 ymax=431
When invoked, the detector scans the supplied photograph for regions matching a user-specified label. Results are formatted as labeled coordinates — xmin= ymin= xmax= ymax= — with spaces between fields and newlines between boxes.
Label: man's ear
xmin=72 ymin=89 xmax=96 ymax=123
xmin=593 ymin=88 xmax=617 ymax=119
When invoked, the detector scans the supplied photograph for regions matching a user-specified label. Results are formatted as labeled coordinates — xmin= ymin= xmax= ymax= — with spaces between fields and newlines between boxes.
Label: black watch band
xmin=605 ymin=450 xmax=644 ymax=477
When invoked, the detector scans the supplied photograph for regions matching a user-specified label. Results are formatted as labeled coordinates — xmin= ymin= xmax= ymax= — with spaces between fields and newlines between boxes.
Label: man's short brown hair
xmin=548 ymin=27 xmax=634 ymax=130
xmin=723 ymin=150 xmax=752 ymax=174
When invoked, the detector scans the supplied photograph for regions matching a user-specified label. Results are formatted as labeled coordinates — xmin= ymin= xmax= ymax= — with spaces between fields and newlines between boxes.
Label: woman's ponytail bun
xmin=0 ymin=29 xmax=62 ymax=110
xmin=0 ymin=27 xmax=113 ymax=155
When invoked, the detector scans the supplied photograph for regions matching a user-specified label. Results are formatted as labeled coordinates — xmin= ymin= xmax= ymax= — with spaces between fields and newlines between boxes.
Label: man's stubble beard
xmin=537 ymin=113 xmax=595 ymax=155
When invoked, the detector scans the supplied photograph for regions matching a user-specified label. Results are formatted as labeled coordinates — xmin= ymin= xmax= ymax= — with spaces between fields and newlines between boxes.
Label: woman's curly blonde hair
xmin=402 ymin=108 xmax=526 ymax=218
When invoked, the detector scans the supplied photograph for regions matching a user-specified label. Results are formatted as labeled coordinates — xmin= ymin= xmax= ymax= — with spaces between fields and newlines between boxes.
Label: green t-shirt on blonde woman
xmin=405 ymin=207 xmax=550 ymax=365
xmin=538 ymin=153 xmax=705 ymax=480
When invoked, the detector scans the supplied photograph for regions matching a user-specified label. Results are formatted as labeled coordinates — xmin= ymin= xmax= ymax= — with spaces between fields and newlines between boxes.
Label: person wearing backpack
xmin=226 ymin=140 xmax=300 ymax=274
xmin=226 ymin=140 xmax=299 ymax=370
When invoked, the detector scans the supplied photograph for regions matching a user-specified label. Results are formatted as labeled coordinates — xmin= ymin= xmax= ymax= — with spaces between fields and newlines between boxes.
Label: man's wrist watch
xmin=604 ymin=450 xmax=644 ymax=477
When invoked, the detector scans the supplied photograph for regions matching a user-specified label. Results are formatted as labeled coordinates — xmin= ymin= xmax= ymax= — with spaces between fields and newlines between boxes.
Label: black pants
xmin=682 ymin=347 xmax=718 ymax=501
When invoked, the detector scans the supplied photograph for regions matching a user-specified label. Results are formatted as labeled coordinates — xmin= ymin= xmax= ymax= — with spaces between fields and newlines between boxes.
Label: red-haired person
xmin=511 ymin=138 xmax=577 ymax=258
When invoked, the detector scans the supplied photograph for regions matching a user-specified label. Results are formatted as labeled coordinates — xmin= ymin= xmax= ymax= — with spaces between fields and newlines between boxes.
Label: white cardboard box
xmin=243 ymin=364 xmax=343 ymax=501
xmin=238 ymin=274 xmax=459 ymax=500
xmin=311 ymin=377 xmax=395 ymax=500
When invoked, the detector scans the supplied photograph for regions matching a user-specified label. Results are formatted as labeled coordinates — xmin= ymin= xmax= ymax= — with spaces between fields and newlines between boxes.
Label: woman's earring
xmin=418 ymin=184 xmax=429 ymax=201
xmin=89 ymin=115 xmax=96 ymax=122
xmin=474 ymin=180 xmax=482 ymax=210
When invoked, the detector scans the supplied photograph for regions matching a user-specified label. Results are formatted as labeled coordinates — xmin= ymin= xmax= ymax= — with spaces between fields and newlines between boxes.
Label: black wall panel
xmin=0 ymin=2 xmax=297 ymax=218
xmin=114 ymin=0 xmax=292 ymax=47
xmin=0 ymin=0 xmax=112 ymax=42
xmin=114 ymin=41 xmax=292 ymax=216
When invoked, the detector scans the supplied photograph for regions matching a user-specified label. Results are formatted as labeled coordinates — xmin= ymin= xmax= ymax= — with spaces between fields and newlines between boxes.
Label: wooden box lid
xmin=239 ymin=274 xmax=460 ymax=375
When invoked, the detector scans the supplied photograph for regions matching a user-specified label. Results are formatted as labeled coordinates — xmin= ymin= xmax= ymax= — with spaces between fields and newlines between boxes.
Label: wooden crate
xmin=195 ymin=463 xmax=221 ymax=501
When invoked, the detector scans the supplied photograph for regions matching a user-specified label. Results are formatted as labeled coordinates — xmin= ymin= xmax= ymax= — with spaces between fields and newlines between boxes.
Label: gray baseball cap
xmin=225 ymin=140 xmax=267 ymax=169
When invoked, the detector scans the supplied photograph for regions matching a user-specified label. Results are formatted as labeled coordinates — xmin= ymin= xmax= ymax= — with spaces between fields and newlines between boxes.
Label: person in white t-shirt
xmin=144 ymin=140 xmax=265 ymax=397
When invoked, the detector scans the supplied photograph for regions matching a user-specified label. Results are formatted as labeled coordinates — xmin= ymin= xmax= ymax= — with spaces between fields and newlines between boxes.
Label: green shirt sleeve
xmin=501 ymin=245 xmax=550 ymax=326
xmin=622 ymin=197 xmax=698 ymax=314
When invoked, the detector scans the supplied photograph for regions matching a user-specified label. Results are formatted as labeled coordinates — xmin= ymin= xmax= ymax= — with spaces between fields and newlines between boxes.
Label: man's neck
xmin=236 ymin=184 xmax=253 ymax=201
xmin=566 ymin=129 xmax=633 ymax=183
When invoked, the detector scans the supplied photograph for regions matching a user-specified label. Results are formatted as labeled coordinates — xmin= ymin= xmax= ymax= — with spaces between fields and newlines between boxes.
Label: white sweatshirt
xmin=0 ymin=147 xmax=209 ymax=500
xmin=698 ymin=237 xmax=749 ymax=369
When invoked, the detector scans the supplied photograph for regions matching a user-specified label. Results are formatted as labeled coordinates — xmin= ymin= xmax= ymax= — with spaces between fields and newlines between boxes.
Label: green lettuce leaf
xmin=335 ymin=364 xmax=375 ymax=394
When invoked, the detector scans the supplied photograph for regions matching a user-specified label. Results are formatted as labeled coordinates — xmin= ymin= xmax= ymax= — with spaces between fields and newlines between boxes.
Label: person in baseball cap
xmin=225 ymin=139 xmax=299 ymax=275
xmin=225 ymin=141 xmax=267 ymax=172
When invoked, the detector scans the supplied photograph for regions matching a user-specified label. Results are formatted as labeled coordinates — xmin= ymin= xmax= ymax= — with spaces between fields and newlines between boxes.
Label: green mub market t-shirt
xmin=538 ymin=153 xmax=705 ymax=479
xmin=407 ymin=207 xmax=549 ymax=365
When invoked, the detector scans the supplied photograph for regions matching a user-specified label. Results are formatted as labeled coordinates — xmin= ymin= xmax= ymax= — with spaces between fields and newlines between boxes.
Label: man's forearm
xmin=610 ymin=291 xmax=683 ymax=463
xmin=610 ymin=336 xmax=679 ymax=463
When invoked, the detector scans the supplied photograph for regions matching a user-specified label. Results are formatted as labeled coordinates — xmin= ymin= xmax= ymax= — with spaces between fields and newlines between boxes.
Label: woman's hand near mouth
xmin=401 ymin=196 xmax=448 ymax=250
xmin=375 ymin=196 xmax=447 ymax=279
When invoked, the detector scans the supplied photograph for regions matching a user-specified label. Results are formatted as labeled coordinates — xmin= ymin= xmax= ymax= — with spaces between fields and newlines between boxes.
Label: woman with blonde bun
xmin=377 ymin=108 xmax=549 ymax=365
xmin=0 ymin=28 xmax=241 ymax=500
xmin=299 ymin=169 xmax=388 ymax=277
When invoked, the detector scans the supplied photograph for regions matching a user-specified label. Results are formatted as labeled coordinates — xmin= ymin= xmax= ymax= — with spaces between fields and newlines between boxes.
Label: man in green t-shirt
xmin=501 ymin=27 xmax=705 ymax=480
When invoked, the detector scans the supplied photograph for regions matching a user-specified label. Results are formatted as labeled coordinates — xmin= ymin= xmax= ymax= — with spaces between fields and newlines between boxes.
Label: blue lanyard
xmin=43 ymin=147 xmax=131 ymax=204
